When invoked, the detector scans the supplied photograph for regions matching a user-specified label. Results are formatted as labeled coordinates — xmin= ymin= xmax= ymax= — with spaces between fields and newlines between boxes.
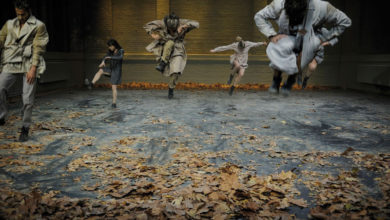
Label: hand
xmin=269 ymin=34 xmax=287 ymax=44
xmin=321 ymin=41 xmax=330 ymax=47
xmin=210 ymin=49 xmax=215 ymax=53
xmin=150 ymin=33 xmax=161 ymax=40
xmin=27 ymin=66 xmax=37 ymax=84
xmin=178 ymin=24 xmax=188 ymax=33
xmin=262 ymin=41 xmax=268 ymax=46
xmin=105 ymin=57 xmax=111 ymax=60
xmin=99 ymin=62 xmax=105 ymax=68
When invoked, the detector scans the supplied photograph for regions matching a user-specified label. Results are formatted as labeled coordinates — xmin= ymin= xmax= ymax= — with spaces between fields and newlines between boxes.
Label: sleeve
xmin=211 ymin=43 xmax=236 ymax=52
xmin=32 ymin=23 xmax=49 ymax=66
xmin=109 ymin=49 xmax=124 ymax=60
xmin=180 ymin=19 xmax=199 ymax=33
xmin=254 ymin=0 xmax=284 ymax=38
xmin=317 ymin=3 xmax=351 ymax=43
xmin=0 ymin=23 xmax=7 ymax=52
xmin=144 ymin=20 xmax=165 ymax=34
xmin=247 ymin=41 xmax=266 ymax=48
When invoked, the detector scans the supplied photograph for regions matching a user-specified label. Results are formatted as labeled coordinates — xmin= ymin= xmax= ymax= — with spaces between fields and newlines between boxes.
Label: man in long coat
xmin=254 ymin=0 xmax=351 ymax=95
xmin=0 ymin=0 xmax=49 ymax=141
xmin=145 ymin=13 xmax=199 ymax=99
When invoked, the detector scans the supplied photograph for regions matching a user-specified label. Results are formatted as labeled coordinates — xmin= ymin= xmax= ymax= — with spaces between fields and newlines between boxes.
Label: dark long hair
xmin=107 ymin=39 xmax=122 ymax=50
xmin=284 ymin=0 xmax=307 ymax=26
xmin=14 ymin=0 xmax=31 ymax=10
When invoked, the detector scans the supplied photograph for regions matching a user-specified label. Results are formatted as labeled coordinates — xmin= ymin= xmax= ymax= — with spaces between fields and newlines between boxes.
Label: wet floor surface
xmin=0 ymin=88 xmax=389 ymax=218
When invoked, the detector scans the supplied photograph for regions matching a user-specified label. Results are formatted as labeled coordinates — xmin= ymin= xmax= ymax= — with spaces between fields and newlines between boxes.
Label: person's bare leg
xmin=92 ymin=69 xmax=105 ymax=85
xmin=228 ymin=60 xmax=240 ymax=85
xmin=112 ymin=85 xmax=117 ymax=108
xmin=233 ymin=68 xmax=245 ymax=86
xmin=229 ymin=67 xmax=245 ymax=96
xmin=302 ymin=59 xmax=317 ymax=89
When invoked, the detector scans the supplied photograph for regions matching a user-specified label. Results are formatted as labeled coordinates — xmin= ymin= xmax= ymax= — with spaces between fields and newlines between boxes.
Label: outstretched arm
xmin=318 ymin=3 xmax=351 ymax=44
xmin=254 ymin=0 xmax=284 ymax=39
xmin=210 ymin=43 xmax=236 ymax=53
xmin=246 ymin=41 xmax=267 ymax=49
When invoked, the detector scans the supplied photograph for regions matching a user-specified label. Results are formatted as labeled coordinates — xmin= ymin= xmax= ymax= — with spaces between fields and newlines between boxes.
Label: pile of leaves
xmin=95 ymin=82 xmax=333 ymax=91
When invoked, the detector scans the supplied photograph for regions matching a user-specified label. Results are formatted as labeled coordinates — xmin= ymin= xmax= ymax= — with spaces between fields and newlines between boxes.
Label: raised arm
xmin=144 ymin=20 xmax=165 ymax=34
xmin=32 ymin=23 xmax=49 ymax=67
xmin=254 ymin=0 xmax=284 ymax=38
xmin=318 ymin=3 xmax=351 ymax=44
xmin=210 ymin=43 xmax=237 ymax=53
xmin=178 ymin=19 xmax=199 ymax=34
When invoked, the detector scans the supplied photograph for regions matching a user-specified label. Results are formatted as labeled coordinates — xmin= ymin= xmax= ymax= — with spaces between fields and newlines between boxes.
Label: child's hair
xmin=236 ymin=36 xmax=245 ymax=48
xmin=107 ymin=39 xmax=122 ymax=50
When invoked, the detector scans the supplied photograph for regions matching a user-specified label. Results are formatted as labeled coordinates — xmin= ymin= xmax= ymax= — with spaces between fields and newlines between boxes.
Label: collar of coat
xmin=11 ymin=15 xmax=37 ymax=44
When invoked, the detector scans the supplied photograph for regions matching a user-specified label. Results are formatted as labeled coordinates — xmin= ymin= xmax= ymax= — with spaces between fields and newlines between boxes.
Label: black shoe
xmin=281 ymin=74 xmax=296 ymax=96
xmin=112 ymin=103 xmax=117 ymax=108
xmin=268 ymin=76 xmax=282 ymax=94
xmin=168 ymin=88 xmax=174 ymax=99
xmin=156 ymin=61 xmax=167 ymax=73
xmin=227 ymin=74 xmax=234 ymax=85
xmin=229 ymin=86 xmax=235 ymax=96
xmin=302 ymin=77 xmax=309 ymax=90
xmin=88 ymin=82 xmax=94 ymax=90
xmin=18 ymin=127 xmax=29 ymax=142
xmin=0 ymin=118 xmax=5 ymax=126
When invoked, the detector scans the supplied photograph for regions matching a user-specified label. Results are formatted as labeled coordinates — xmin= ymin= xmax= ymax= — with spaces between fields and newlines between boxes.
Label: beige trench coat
xmin=0 ymin=15 xmax=49 ymax=76
xmin=144 ymin=19 xmax=199 ymax=76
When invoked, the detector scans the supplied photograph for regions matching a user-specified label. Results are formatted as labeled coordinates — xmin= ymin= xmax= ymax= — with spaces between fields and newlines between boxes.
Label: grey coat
xmin=102 ymin=48 xmax=124 ymax=85
xmin=254 ymin=0 xmax=351 ymax=72
xmin=144 ymin=19 xmax=199 ymax=76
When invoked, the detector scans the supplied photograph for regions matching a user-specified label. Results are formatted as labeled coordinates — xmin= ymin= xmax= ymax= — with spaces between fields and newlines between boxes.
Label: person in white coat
xmin=210 ymin=36 xmax=266 ymax=95
xmin=254 ymin=0 xmax=351 ymax=95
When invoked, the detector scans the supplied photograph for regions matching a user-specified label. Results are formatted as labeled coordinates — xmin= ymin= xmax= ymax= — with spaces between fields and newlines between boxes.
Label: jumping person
xmin=210 ymin=36 xmax=266 ymax=95
xmin=0 ymin=0 xmax=49 ymax=141
xmin=254 ymin=0 xmax=351 ymax=96
xmin=144 ymin=13 xmax=199 ymax=99
xmin=87 ymin=39 xmax=124 ymax=108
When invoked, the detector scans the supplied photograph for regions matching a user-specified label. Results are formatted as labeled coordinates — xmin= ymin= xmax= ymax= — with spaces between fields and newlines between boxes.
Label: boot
xmin=168 ymin=88 xmax=174 ymax=99
xmin=227 ymin=74 xmax=234 ymax=85
xmin=268 ymin=76 xmax=282 ymax=94
xmin=0 ymin=118 xmax=5 ymax=126
xmin=281 ymin=74 xmax=296 ymax=96
xmin=18 ymin=127 xmax=29 ymax=142
xmin=156 ymin=61 xmax=167 ymax=73
xmin=111 ymin=103 xmax=117 ymax=108
xmin=229 ymin=86 xmax=235 ymax=96
xmin=302 ymin=76 xmax=309 ymax=90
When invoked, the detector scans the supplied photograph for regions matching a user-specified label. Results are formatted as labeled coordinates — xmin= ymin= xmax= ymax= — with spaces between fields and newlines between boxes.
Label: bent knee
xmin=308 ymin=61 xmax=317 ymax=72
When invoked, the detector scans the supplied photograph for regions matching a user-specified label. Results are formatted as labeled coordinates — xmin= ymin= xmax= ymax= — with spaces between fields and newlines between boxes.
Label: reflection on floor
xmin=1 ymin=89 xmax=389 ymax=218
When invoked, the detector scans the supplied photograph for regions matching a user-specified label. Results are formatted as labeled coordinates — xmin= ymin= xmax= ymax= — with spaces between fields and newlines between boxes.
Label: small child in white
xmin=210 ymin=36 xmax=266 ymax=95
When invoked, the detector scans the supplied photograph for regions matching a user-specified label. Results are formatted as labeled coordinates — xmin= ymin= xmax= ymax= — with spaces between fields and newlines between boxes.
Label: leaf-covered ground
xmin=0 ymin=89 xmax=389 ymax=219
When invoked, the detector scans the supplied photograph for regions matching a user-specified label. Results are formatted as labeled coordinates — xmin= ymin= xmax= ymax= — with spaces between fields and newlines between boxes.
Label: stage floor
xmin=1 ymin=89 xmax=389 ymax=218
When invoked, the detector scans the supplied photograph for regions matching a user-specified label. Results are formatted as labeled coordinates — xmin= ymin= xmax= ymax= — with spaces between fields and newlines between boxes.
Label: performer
xmin=144 ymin=13 xmax=199 ymax=99
xmin=254 ymin=0 xmax=351 ymax=95
xmin=87 ymin=39 xmax=124 ymax=108
xmin=0 ymin=0 xmax=49 ymax=142
xmin=210 ymin=36 xmax=266 ymax=95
